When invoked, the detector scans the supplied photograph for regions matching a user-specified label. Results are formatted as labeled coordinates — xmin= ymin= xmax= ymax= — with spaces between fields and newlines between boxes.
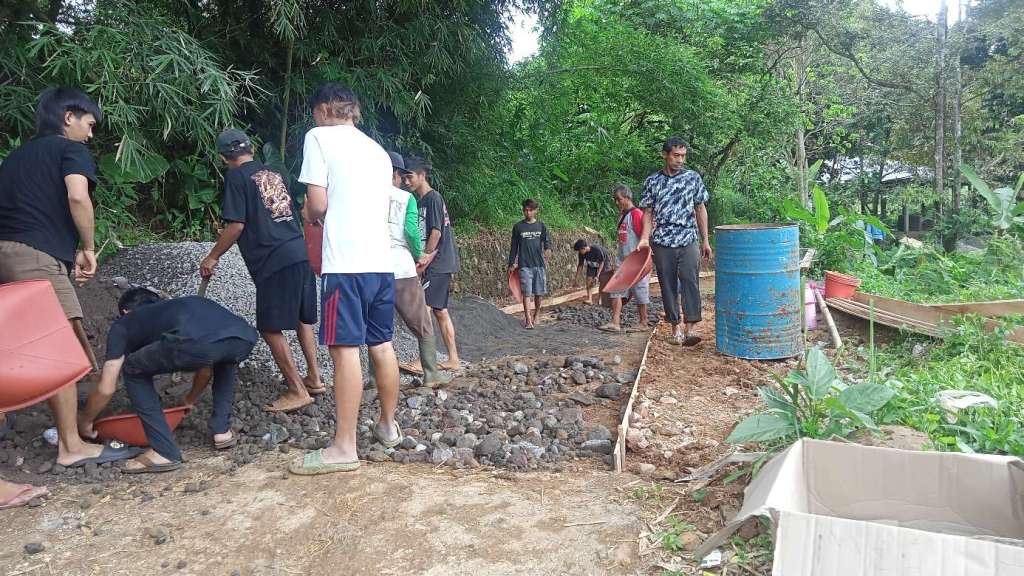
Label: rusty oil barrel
xmin=714 ymin=223 xmax=802 ymax=359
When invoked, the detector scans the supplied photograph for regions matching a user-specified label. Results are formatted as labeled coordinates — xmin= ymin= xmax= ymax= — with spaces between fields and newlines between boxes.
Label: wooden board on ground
xmin=927 ymin=299 xmax=1024 ymax=317
xmin=827 ymin=292 xmax=1024 ymax=346
xmin=501 ymin=271 xmax=714 ymax=315
xmin=613 ymin=326 xmax=656 ymax=472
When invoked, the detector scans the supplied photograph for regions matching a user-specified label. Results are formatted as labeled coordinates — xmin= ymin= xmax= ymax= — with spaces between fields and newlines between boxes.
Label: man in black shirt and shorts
xmin=79 ymin=288 xmax=257 ymax=473
xmin=0 ymin=87 xmax=139 ymax=472
xmin=200 ymin=129 xmax=323 ymax=413
xmin=406 ymin=157 xmax=462 ymax=371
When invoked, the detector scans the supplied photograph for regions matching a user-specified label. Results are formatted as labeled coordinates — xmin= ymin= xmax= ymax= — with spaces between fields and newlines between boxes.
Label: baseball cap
xmin=217 ymin=128 xmax=253 ymax=155
xmin=388 ymin=151 xmax=411 ymax=174
xmin=404 ymin=156 xmax=432 ymax=173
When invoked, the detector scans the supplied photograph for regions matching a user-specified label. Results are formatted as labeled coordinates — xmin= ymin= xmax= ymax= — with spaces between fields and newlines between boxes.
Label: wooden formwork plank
xmin=613 ymin=325 xmax=657 ymax=473
xmin=501 ymin=271 xmax=713 ymax=315
xmin=928 ymin=299 xmax=1024 ymax=317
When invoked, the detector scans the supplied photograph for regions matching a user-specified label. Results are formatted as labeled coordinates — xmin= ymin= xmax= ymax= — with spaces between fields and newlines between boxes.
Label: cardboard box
xmin=695 ymin=439 xmax=1024 ymax=575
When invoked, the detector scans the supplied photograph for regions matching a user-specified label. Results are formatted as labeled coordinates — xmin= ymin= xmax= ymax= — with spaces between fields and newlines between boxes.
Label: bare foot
xmin=56 ymin=442 xmax=105 ymax=467
xmin=124 ymin=449 xmax=175 ymax=472
xmin=399 ymin=362 xmax=424 ymax=376
xmin=213 ymin=430 xmax=234 ymax=447
xmin=264 ymin=391 xmax=314 ymax=413
xmin=0 ymin=480 xmax=48 ymax=510
xmin=439 ymin=360 xmax=462 ymax=371
xmin=320 ymin=443 xmax=358 ymax=465
xmin=77 ymin=418 xmax=98 ymax=441
xmin=303 ymin=374 xmax=327 ymax=395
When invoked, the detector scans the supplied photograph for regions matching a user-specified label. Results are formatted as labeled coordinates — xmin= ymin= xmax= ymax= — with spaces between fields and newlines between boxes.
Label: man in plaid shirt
xmin=637 ymin=136 xmax=713 ymax=346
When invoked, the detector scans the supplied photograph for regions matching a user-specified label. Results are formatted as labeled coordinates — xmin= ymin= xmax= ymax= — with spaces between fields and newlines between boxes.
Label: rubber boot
xmin=419 ymin=337 xmax=452 ymax=388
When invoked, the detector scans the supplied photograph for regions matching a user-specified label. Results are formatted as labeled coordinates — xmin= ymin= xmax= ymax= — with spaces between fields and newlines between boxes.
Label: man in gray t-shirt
xmin=406 ymin=157 xmax=462 ymax=371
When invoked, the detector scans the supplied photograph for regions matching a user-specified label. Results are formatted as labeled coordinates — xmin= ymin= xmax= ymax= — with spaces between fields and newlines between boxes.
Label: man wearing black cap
xmin=199 ymin=128 xmax=324 ymax=413
xmin=405 ymin=156 xmax=462 ymax=372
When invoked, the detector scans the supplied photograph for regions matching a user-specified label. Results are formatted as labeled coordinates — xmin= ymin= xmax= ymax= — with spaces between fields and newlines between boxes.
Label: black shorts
xmin=422 ymin=270 xmax=452 ymax=310
xmin=585 ymin=265 xmax=601 ymax=279
xmin=255 ymin=260 xmax=317 ymax=331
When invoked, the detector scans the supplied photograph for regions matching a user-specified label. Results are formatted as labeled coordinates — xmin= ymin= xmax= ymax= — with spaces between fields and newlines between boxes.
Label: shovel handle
xmin=198 ymin=276 xmax=210 ymax=298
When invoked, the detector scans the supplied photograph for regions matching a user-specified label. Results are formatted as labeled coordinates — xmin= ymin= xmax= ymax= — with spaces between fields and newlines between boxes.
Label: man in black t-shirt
xmin=406 ymin=157 xmax=462 ymax=372
xmin=0 ymin=88 xmax=138 ymax=470
xmin=507 ymin=198 xmax=551 ymax=328
xmin=573 ymin=239 xmax=611 ymax=305
xmin=199 ymin=129 xmax=322 ymax=414
xmin=79 ymin=288 xmax=257 ymax=472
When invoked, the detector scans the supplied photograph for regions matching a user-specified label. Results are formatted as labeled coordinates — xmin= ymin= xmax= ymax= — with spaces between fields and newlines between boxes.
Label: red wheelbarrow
xmin=0 ymin=280 xmax=91 ymax=411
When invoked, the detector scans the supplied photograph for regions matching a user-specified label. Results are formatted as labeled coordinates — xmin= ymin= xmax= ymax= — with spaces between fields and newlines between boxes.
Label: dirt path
xmin=1 ymin=454 xmax=645 ymax=576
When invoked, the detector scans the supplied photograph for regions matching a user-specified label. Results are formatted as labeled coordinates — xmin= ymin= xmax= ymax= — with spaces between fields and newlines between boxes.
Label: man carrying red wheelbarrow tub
xmin=0 ymin=88 xmax=145 ymax=508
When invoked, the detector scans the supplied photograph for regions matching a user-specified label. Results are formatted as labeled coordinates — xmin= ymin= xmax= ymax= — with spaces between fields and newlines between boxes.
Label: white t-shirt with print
xmin=297 ymin=125 xmax=392 ymax=274
xmin=388 ymin=186 xmax=417 ymax=279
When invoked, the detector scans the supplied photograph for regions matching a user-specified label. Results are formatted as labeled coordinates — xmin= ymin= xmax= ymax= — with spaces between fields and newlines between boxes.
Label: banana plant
xmin=961 ymin=164 xmax=1024 ymax=235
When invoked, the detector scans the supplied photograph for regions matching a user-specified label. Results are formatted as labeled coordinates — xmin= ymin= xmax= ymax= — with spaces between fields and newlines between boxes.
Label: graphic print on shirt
xmin=252 ymin=169 xmax=293 ymax=221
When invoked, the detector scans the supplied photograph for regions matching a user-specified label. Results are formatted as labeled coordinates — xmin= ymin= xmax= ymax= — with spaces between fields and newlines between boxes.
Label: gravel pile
xmin=214 ymin=353 xmax=635 ymax=470
xmin=554 ymin=298 xmax=663 ymax=328
xmin=1 ymin=243 xmax=639 ymax=481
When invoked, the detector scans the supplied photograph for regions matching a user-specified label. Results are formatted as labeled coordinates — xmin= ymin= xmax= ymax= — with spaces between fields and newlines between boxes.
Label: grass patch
xmin=871 ymin=317 xmax=1024 ymax=455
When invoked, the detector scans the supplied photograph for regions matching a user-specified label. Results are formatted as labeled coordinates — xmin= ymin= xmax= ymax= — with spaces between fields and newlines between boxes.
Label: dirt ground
xmin=2 ymin=270 xmax=814 ymax=575
xmin=1 ymin=454 xmax=646 ymax=576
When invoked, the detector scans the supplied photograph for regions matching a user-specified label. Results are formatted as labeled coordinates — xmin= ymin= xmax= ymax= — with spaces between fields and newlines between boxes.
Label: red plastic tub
xmin=508 ymin=266 xmax=523 ymax=303
xmin=0 ymin=280 xmax=91 ymax=412
xmin=94 ymin=405 xmax=192 ymax=447
xmin=824 ymin=271 xmax=862 ymax=299
xmin=602 ymin=246 xmax=653 ymax=294
xmin=304 ymin=221 xmax=323 ymax=276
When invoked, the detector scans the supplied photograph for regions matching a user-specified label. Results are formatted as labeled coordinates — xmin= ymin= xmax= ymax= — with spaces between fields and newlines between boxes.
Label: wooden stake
xmin=813 ymin=289 xmax=843 ymax=350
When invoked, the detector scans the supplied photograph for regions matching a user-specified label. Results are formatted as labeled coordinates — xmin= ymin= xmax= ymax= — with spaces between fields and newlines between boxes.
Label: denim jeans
xmin=122 ymin=337 xmax=255 ymax=462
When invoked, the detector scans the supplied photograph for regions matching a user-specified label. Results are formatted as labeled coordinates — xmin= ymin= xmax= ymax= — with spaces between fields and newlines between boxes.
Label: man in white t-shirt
xmin=289 ymin=83 xmax=402 ymax=475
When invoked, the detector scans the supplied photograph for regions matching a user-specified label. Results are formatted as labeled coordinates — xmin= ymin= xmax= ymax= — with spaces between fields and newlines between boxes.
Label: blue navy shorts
xmin=518 ymin=266 xmax=547 ymax=297
xmin=320 ymin=273 xmax=395 ymax=346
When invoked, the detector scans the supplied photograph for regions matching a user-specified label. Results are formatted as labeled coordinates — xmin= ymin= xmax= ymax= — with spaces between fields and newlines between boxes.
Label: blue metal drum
xmin=715 ymin=224 xmax=802 ymax=359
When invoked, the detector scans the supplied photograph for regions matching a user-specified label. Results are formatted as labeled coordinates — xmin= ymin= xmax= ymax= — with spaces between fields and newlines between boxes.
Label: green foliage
xmin=727 ymin=347 xmax=895 ymax=445
xmin=655 ymin=517 xmax=697 ymax=553
xmin=781 ymin=183 xmax=887 ymax=275
xmin=874 ymin=317 xmax=1024 ymax=456
xmin=961 ymin=165 xmax=1024 ymax=235
xmin=852 ymin=236 xmax=1024 ymax=303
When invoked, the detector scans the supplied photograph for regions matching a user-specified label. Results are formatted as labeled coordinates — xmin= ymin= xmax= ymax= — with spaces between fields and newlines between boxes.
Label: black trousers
xmin=122 ymin=337 xmax=254 ymax=461
xmin=652 ymin=242 xmax=702 ymax=326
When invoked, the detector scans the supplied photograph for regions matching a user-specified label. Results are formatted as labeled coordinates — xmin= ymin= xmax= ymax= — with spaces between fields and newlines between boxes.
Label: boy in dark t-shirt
xmin=0 ymin=88 xmax=141 ymax=472
xmin=200 ymin=129 xmax=323 ymax=414
xmin=573 ymin=239 xmax=611 ymax=305
xmin=79 ymin=288 xmax=257 ymax=472
xmin=507 ymin=198 xmax=551 ymax=328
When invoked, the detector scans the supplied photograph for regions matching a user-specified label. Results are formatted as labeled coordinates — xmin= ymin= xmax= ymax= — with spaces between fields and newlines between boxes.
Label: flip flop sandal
xmin=263 ymin=396 xmax=315 ymax=413
xmin=681 ymin=336 xmax=702 ymax=347
xmin=398 ymin=362 xmax=425 ymax=376
xmin=213 ymin=431 xmax=237 ymax=450
xmin=122 ymin=454 xmax=182 ymax=475
xmin=0 ymin=484 xmax=49 ymax=510
xmin=67 ymin=441 xmax=144 ymax=468
xmin=597 ymin=323 xmax=622 ymax=333
xmin=288 ymin=449 xmax=360 ymax=476
xmin=372 ymin=421 xmax=404 ymax=449
xmin=624 ymin=325 xmax=647 ymax=333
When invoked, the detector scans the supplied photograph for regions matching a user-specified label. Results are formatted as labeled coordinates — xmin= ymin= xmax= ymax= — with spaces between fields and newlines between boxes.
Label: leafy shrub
xmin=726 ymin=347 xmax=895 ymax=445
